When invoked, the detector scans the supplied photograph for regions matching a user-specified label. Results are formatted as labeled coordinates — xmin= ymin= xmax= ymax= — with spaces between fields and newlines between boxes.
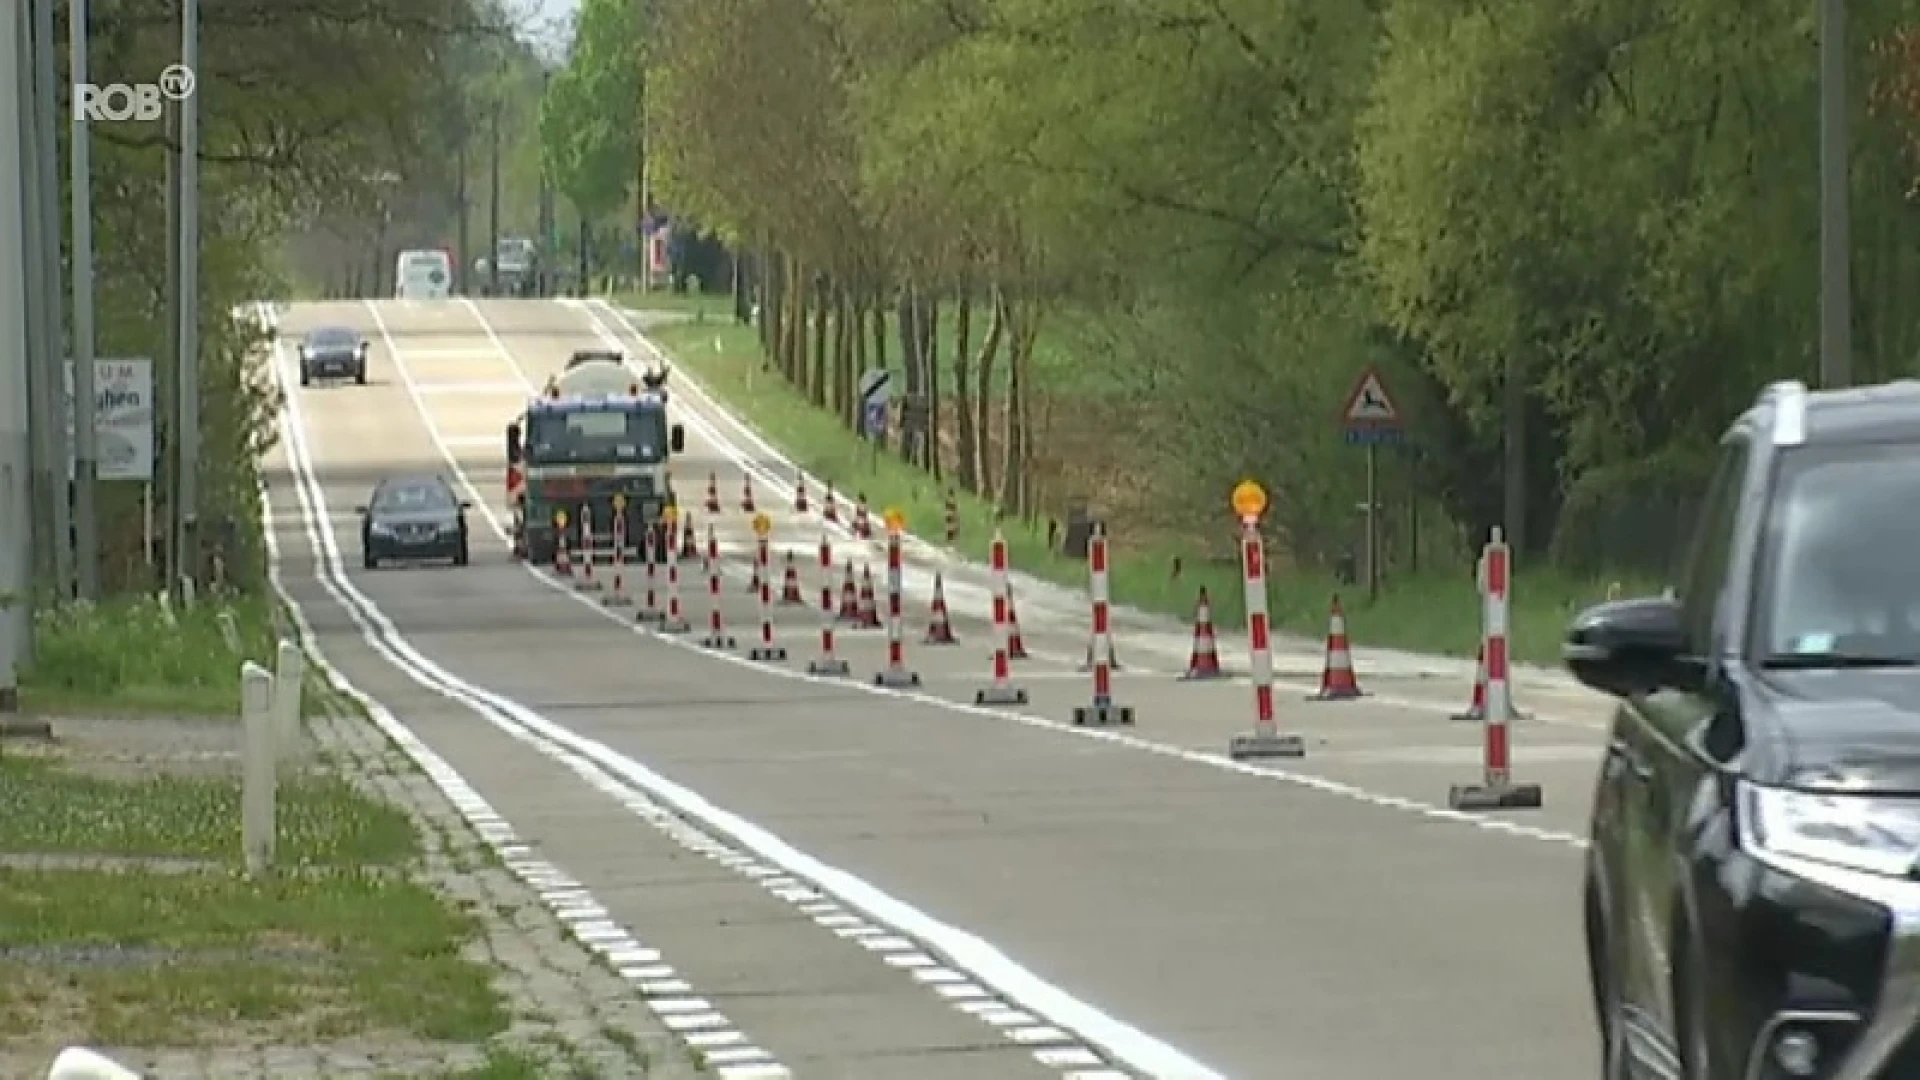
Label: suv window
xmin=1754 ymin=442 xmax=1920 ymax=662
xmin=1675 ymin=437 xmax=1749 ymax=653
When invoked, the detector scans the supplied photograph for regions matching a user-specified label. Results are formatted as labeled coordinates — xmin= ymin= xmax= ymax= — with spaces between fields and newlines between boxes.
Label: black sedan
xmin=357 ymin=475 xmax=470 ymax=569
xmin=299 ymin=326 xmax=368 ymax=386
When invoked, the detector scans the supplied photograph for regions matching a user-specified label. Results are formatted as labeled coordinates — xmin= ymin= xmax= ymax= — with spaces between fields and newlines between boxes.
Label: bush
xmin=1550 ymin=447 xmax=1716 ymax=577
xmin=22 ymin=594 xmax=280 ymax=714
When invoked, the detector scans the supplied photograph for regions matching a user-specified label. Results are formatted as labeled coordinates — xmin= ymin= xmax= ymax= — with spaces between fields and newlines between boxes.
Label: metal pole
xmin=488 ymin=101 xmax=501 ymax=296
xmin=162 ymin=109 xmax=180 ymax=593
xmin=176 ymin=0 xmax=200 ymax=588
xmin=1 ymin=0 xmax=34 ymax=711
xmin=1364 ymin=442 xmax=1379 ymax=602
xmin=1818 ymin=0 xmax=1851 ymax=389
xmin=24 ymin=0 xmax=71 ymax=599
xmin=69 ymin=0 xmax=98 ymax=599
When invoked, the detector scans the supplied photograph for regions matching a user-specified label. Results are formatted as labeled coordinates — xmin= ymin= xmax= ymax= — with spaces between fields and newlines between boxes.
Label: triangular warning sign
xmin=1341 ymin=367 xmax=1400 ymax=426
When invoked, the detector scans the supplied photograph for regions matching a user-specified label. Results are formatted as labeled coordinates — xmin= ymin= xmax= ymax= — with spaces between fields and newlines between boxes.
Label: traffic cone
xmin=795 ymin=473 xmax=810 ymax=513
xmin=837 ymin=561 xmax=862 ymax=622
xmin=855 ymin=567 xmax=882 ymax=629
xmin=854 ymin=494 xmax=871 ymax=539
xmin=923 ymin=573 xmax=957 ymax=644
xmin=1451 ymin=646 xmax=1527 ymax=722
xmin=1005 ymin=581 xmax=1028 ymax=659
xmin=779 ymin=552 xmax=805 ymax=605
xmin=706 ymin=523 xmax=720 ymax=564
xmin=1180 ymin=587 xmax=1224 ymax=680
xmin=1310 ymin=594 xmax=1364 ymax=700
xmin=704 ymin=472 xmax=721 ymax=513
xmin=823 ymin=482 xmax=840 ymax=524
xmin=678 ymin=512 xmax=700 ymax=561
xmin=741 ymin=476 xmax=756 ymax=512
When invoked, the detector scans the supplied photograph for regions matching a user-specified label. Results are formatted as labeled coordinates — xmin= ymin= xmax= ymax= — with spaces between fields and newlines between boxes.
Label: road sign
xmin=63 ymin=357 xmax=155 ymax=481
xmin=1341 ymin=366 xmax=1403 ymax=443
xmin=863 ymin=399 xmax=888 ymax=440
xmin=858 ymin=367 xmax=892 ymax=407
xmin=1231 ymin=480 xmax=1267 ymax=521
xmin=751 ymin=513 xmax=772 ymax=537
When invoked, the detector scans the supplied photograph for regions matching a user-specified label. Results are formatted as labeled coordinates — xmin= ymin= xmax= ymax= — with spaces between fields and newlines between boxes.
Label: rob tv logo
xmin=74 ymin=64 xmax=195 ymax=122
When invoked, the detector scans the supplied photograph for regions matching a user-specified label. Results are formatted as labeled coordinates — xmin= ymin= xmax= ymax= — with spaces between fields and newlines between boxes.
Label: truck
xmin=505 ymin=353 xmax=683 ymax=564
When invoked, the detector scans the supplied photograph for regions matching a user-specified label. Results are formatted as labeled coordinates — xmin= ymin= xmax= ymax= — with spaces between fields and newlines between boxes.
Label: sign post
xmin=1339 ymin=365 xmax=1404 ymax=602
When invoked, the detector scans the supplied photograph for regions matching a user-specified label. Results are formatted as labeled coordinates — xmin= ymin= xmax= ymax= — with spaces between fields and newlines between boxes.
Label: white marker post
xmin=240 ymin=661 xmax=277 ymax=875
xmin=272 ymin=640 xmax=303 ymax=764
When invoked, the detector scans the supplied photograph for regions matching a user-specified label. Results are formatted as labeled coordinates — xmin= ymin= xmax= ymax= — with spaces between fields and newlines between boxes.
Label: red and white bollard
xmin=1227 ymin=512 xmax=1305 ymax=760
xmin=1072 ymin=522 xmax=1132 ymax=725
xmin=748 ymin=531 xmax=785 ymax=661
xmin=943 ymin=490 xmax=959 ymax=546
xmin=576 ymin=507 xmax=600 ymax=591
xmin=637 ymin=528 xmax=662 ymax=623
xmin=873 ymin=520 xmax=920 ymax=688
xmin=554 ymin=512 xmax=574 ymax=579
xmin=699 ymin=551 xmax=734 ymax=649
xmin=603 ymin=510 xmax=632 ymax=606
xmin=823 ymin=482 xmax=840 ymax=525
xmin=1449 ymin=528 xmax=1543 ymax=810
xmin=706 ymin=523 xmax=720 ymax=565
xmin=794 ymin=472 xmax=810 ymax=513
xmin=659 ymin=544 xmax=690 ymax=633
xmin=853 ymin=494 xmax=871 ymax=539
xmin=808 ymin=534 xmax=849 ymax=676
xmin=974 ymin=530 xmax=1027 ymax=706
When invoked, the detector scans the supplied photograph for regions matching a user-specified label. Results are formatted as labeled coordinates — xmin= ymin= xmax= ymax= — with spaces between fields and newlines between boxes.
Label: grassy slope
xmin=638 ymin=305 xmax=1635 ymax=667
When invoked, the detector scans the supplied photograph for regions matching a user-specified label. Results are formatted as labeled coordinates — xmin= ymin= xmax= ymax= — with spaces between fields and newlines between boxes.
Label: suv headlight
xmin=1739 ymin=780 xmax=1920 ymax=878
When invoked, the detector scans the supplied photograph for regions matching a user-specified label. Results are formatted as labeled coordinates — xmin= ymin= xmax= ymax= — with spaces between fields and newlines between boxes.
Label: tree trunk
xmin=975 ymin=285 xmax=1005 ymax=498
xmin=761 ymin=247 xmax=782 ymax=363
xmin=809 ymin=277 xmax=830 ymax=406
xmin=998 ymin=295 xmax=1031 ymax=517
xmin=896 ymin=285 xmax=922 ymax=466
xmin=829 ymin=282 xmax=851 ymax=412
xmin=848 ymin=294 xmax=868 ymax=431
xmin=952 ymin=281 xmax=977 ymax=493
xmin=923 ymin=295 xmax=942 ymax=480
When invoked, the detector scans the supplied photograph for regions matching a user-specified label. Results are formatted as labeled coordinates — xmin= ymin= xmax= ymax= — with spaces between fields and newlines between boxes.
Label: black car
xmin=1573 ymin=378 xmax=1920 ymax=1080
xmin=299 ymin=326 xmax=368 ymax=386
xmin=357 ymin=474 xmax=470 ymax=569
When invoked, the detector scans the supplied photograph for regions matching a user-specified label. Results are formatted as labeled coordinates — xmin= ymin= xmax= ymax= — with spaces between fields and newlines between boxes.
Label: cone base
xmin=874 ymin=668 xmax=921 ymax=688
xmin=808 ymin=658 xmax=851 ymax=677
xmin=923 ymin=631 xmax=958 ymax=645
xmin=975 ymin=685 xmax=1028 ymax=706
xmin=1072 ymin=703 xmax=1134 ymax=727
xmin=852 ymin=619 xmax=882 ymax=631
xmin=1449 ymin=705 xmax=1530 ymax=723
xmin=658 ymin=618 xmax=691 ymax=634
xmin=636 ymin=609 xmax=663 ymax=623
xmin=1228 ymin=731 xmax=1306 ymax=760
xmin=602 ymin=595 xmax=632 ymax=607
xmin=1309 ymin=684 xmax=1364 ymax=701
xmin=699 ymin=634 xmax=736 ymax=649
xmin=576 ymin=580 xmax=602 ymax=592
xmin=780 ymin=597 xmax=806 ymax=607
xmin=1448 ymin=781 xmax=1543 ymax=811
xmin=749 ymin=646 xmax=788 ymax=662
xmin=1007 ymin=645 xmax=1029 ymax=659
xmin=1179 ymin=666 xmax=1226 ymax=681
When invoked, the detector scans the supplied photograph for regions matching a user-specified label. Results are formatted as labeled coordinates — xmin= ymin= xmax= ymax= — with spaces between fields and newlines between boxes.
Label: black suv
xmin=1573 ymin=379 xmax=1920 ymax=1079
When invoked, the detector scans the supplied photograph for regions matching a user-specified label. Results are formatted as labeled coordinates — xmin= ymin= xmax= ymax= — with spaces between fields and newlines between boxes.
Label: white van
xmin=395 ymin=249 xmax=453 ymax=300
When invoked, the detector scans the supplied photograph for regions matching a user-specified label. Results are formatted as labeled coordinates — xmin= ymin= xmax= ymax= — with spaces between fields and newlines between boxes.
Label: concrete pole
xmin=0 ymin=0 xmax=32 ymax=712
xmin=22 ymin=0 xmax=71 ymax=599
xmin=1818 ymin=0 xmax=1852 ymax=389
xmin=69 ymin=0 xmax=99 ymax=598
xmin=175 ymin=0 xmax=200 ymax=588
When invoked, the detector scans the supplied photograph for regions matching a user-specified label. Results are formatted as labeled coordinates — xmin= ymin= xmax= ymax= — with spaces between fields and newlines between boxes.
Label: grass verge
xmin=18 ymin=592 xmax=325 ymax=717
xmin=641 ymin=319 xmax=1645 ymax=667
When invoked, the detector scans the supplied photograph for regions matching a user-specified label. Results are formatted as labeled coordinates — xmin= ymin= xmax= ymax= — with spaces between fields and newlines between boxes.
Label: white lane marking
xmin=412 ymin=380 xmax=529 ymax=395
xmin=394 ymin=346 xmax=501 ymax=358
xmin=342 ymin=301 xmax=1169 ymax=1077
xmin=266 ymin=311 xmax=789 ymax=1079
xmin=436 ymin=299 xmax=1593 ymax=853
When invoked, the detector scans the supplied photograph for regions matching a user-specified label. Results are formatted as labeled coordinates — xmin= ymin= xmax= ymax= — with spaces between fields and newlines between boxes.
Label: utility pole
xmin=488 ymin=100 xmax=500 ymax=296
xmin=69 ymin=0 xmax=99 ymax=599
xmin=538 ymin=70 xmax=553 ymax=296
xmin=162 ymin=105 xmax=180 ymax=592
xmin=1818 ymin=0 xmax=1851 ymax=389
xmin=23 ymin=0 xmax=71 ymax=600
xmin=2 ymin=0 xmax=34 ymax=713
xmin=175 ymin=0 xmax=200 ymax=594
xmin=455 ymin=114 xmax=470 ymax=296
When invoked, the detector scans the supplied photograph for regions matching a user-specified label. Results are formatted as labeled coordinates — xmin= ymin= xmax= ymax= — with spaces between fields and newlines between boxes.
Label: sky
xmin=516 ymin=0 xmax=579 ymax=60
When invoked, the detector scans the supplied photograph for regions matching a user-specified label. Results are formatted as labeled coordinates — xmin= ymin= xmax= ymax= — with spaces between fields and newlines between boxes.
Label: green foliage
xmin=540 ymin=0 xmax=642 ymax=221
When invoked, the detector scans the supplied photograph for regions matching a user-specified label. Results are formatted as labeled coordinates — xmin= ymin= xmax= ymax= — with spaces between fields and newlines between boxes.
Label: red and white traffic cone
xmin=554 ymin=519 xmax=574 ymax=579
xmin=636 ymin=530 xmax=662 ymax=623
xmin=779 ymin=552 xmax=805 ymax=605
xmin=1072 ymin=523 xmax=1133 ymax=726
xmin=699 ymin=552 xmax=734 ymax=649
xmin=854 ymin=494 xmax=871 ymax=539
xmin=748 ymin=533 xmax=785 ymax=661
xmin=1180 ymin=588 xmax=1225 ymax=680
xmin=837 ymin=561 xmax=861 ymax=622
xmin=678 ymin=512 xmax=700 ymax=561
xmin=873 ymin=521 xmax=920 ymax=687
xmin=576 ymin=508 xmax=600 ymax=591
xmin=823 ymin=482 xmax=840 ymax=525
xmin=604 ymin=513 xmax=632 ymax=606
xmin=794 ymin=472 xmax=810 ymax=513
xmin=855 ymin=567 xmax=882 ymax=629
xmin=1309 ymin=595 xmax=1364 ymax=700
xmin=1227 ymin=510 xmax=1305 ymax=760
xmin=704 ymin=472 xmax=721 ymax=513
xmin=1005 ymin=580 xmax=1028 ymax=659
xmin=659 ymin=556 xmax=690 ymax=633
xmin=1450 ymin=529 xmax=1543 ymax=811
xmin=923 ymin=573 xmax=957 ymax=645
xmin=808 ymin=534 xmax=849 ymax=676
xmin=975 ymin=530 xmax=1028 ymax=706
xmin=1452 ymin=643 xmax=1527 ymax=722
xmin=741 ymin=476 xmax=756 ymax=513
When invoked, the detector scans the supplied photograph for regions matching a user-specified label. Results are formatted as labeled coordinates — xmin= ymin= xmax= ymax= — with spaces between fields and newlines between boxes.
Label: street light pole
xmin=70 ymin=0 xmax=100 ymax=600
xmin=1818 ymin=0 xmax=1852 ymax=389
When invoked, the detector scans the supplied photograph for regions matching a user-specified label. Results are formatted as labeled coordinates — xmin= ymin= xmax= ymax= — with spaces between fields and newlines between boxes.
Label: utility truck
xmin=506 ymin=353 xmax=682 ymax=564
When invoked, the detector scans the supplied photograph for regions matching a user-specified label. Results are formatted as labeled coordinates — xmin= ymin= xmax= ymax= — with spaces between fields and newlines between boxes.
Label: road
xmin=265 ymin=296 xmax=1615 ymax=1079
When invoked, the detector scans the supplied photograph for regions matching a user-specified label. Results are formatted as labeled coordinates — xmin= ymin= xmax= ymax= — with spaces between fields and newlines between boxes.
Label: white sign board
xmin=63 ymin=358 xmax=156 ymax=481
xmin=858 ymin=367 xmax=891 ymax=406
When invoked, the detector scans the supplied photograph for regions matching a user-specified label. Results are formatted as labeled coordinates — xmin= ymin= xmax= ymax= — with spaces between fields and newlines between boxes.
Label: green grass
xmin=0 ymin=755 xmax=418 ymax=865
xmin=0 ymin=868 xmax=507 ymax=1050
xmin=18 ymin=592 xmax=324 ymax=716
xmin=610 ymin=287 xmax=734 ymax=321
xmin=649 ymin=321 xmax=1642 ymax=667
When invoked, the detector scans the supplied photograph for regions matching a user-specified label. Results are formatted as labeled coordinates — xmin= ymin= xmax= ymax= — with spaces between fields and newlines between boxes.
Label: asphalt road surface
xmin=264 ymin=297 xmax=1616 ymax=1079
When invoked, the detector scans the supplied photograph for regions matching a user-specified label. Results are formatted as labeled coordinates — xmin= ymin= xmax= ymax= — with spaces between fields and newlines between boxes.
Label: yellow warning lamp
xmin=751 ymin=512 xmax=772 ymax=537
xmin=663 ymin=505 xmax=679 ymax=524
xmin=1230 ymin=480 xmax=1267 ymax=523
xmin=611 ymin=494 xmax=628 ymax=512
xmin=553 ymin=508 xmax=569 ymax=528
xmin=883 ymin=508 xmax=906 ymax=533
